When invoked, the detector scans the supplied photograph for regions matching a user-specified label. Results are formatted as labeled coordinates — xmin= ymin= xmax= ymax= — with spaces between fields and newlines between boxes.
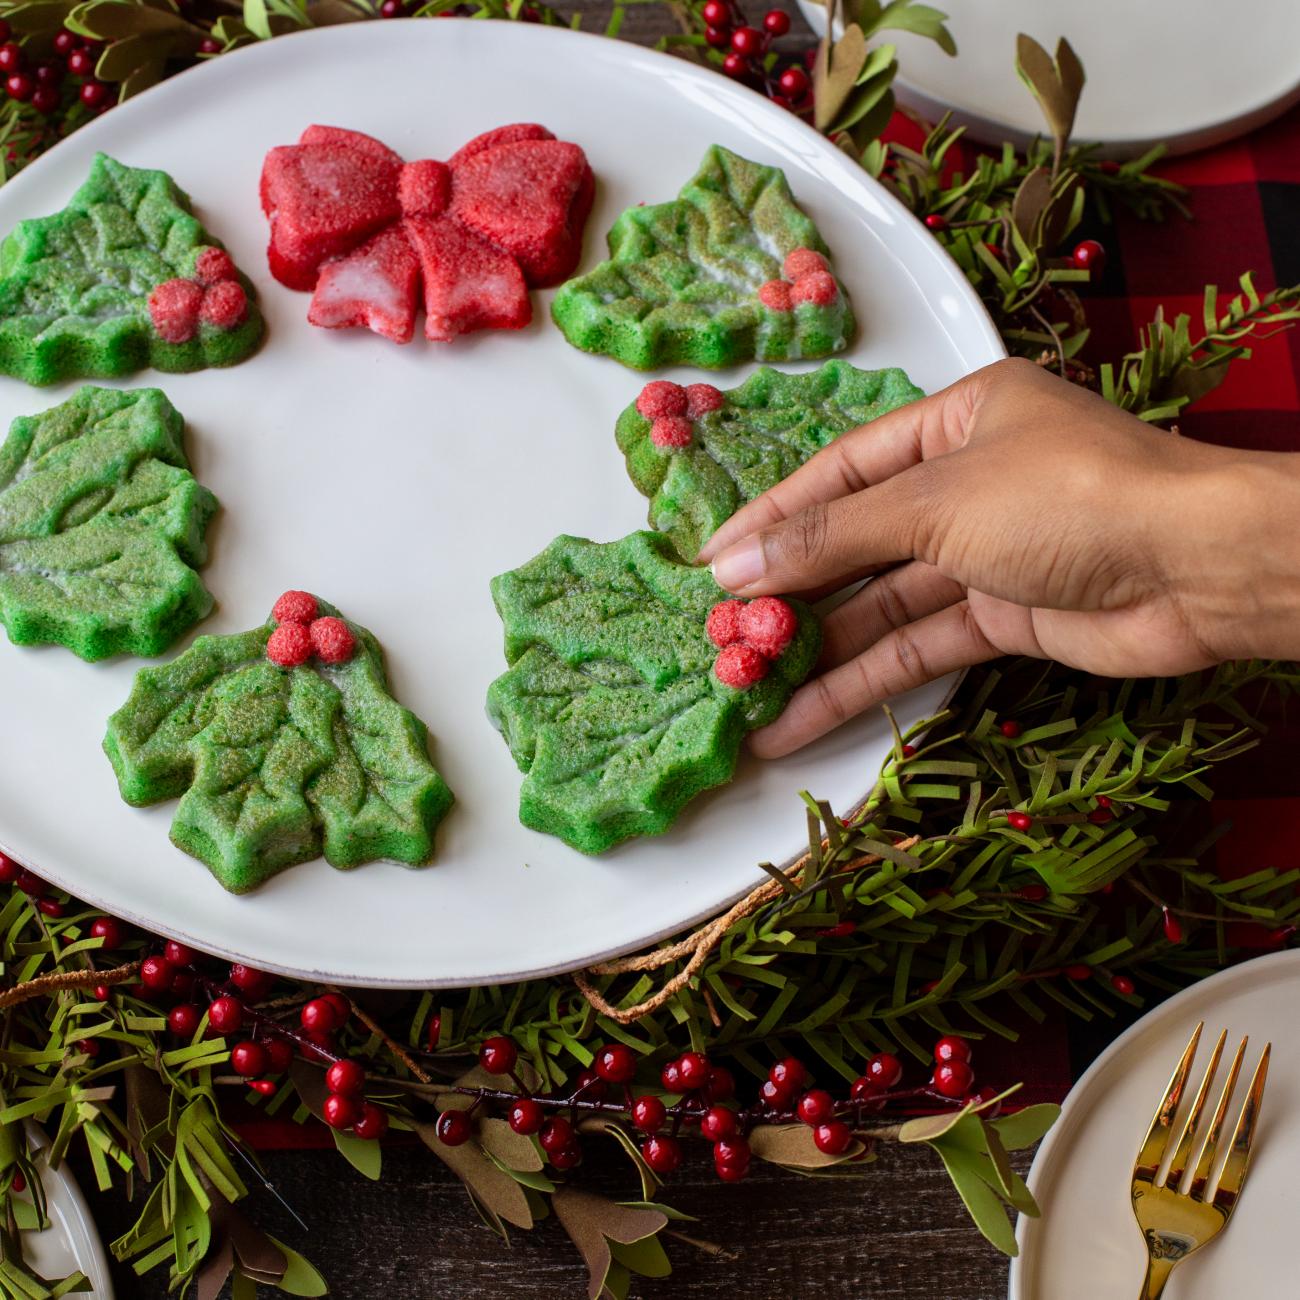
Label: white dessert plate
xmin=17 ymin=1124 xmax=115 ymax=1297
xmin=797 ymin=0 xmax=1300 ymax=157
xmin=1009 ymin=950 xmax=1300 ymax=1298
xmin=0 ymin=21 xmax=1002 ymax=986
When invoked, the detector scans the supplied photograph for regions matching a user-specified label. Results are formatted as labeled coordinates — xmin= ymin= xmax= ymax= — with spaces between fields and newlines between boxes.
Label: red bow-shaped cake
xmin=260 ymin=123 xmax=594 ymax=344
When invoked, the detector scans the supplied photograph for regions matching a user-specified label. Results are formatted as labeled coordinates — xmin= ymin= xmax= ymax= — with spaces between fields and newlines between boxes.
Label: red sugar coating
xmin=758 ymin=279 xmax=794 ymax=312
xmin=309 ymin=616 xmax=356 ymax=665
xmin=791 ymin=271 xmax=839 ymax=307
xmin=261 ymin=123 xmax=593 ymax=343
xmin=148 ymin=278 xmax=203 ymax=344
xmin=267 ymin=622 xmax=312 ymax=667
xmin=650 ymin=415 xmax=693 ymax=449
xmin=783 ymin=247 xmax=828 ymax=279
xmin=272 ymin=590 xmax=319 ymax=624
xmin=199 ymin=279 xmax=248 ymax=330
xmin=685 ymin=383 xmax=724 ymax=418
xmin=309 ymin=225 xmax=419 ymax=343
xmin=637 ymin=380 xmax=688 ymax=419
xmin=194 ymin=247 xmax=237 ymax=285
xmin=714 ymin=642 xmax=769 ymax=689
xmin=739 ymin=596 xmax=797 ymax=659
xmin=706 ymin=599 xmax=746 ymax=648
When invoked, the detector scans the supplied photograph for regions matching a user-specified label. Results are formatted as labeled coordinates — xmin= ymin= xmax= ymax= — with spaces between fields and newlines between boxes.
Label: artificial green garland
xmin=0 ymin=6 xmax=1297 ymax=1298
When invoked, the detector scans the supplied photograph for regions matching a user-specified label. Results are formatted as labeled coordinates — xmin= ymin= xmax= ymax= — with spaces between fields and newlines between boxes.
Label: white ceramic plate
xmin=1010 ymin=950 xmax=1300 ymax=1298
xmin=0 ymin=21 xmax=1002 ymax=986
xmin=797 ymin=0 xmax=1300 ymax=157
xmin=18 ymin=1124 xmax=115 ymax=1297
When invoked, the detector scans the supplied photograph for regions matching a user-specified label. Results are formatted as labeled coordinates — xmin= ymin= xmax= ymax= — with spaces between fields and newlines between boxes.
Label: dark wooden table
xmin=78 ymin=5 xmax=1040 ymax=1295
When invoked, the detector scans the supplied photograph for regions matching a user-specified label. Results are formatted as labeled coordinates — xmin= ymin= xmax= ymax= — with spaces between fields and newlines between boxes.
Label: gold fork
xmin=1130 ymin=1022 xmax=1270 ymax=1299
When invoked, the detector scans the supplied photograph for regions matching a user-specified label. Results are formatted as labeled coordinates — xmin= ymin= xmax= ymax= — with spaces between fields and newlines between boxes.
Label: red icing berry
xmin=267 ymin=622 xmax=311 ymax=667
xmin=791 ymin=271 xmax=839 ymax=306
xmin=309 ymin=617 xmax=356 ymax=665
xmin=650 ymin=415 xmax=693 ymax=450
xmin=195 ymin=247 xmax=237 ymax=285
xmin=685 ymin=383 xmax=724 ymax=418
xmin=273 ymin=590 xmax=318 ymax=624
xmin=783 ymin=247 xmax=827 ymax=279
xmin=739 ymin=596 xmax=796 ymax=659
xmin=758 ymin=278 xmax=793 ymax=311
xmin=636 ymin=380 xmax=688 ymax=419
xmin=706 ymin=599 xmax=745 ymax=649
xmin=715 ymin=643 xmax=768 ymax=689
xmin=200 ymin=279 xmax=248 ymax=330
xmin=148 ymin=278 xmax=203 ymax=344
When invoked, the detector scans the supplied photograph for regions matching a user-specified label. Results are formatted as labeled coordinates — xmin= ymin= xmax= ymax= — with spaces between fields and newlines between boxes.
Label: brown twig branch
xmin=0 ymin=961 xmax=140 ymax=1011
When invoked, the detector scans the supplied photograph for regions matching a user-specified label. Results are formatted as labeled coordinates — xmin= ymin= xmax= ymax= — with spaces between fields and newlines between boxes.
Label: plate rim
xmin=0 ymin=19 xmax=1003 ymax=987
xmin=1007 ymin=947 xmax=1300 ymax=1298
xmin=794 ymin=0 xmax=1300 ymax=159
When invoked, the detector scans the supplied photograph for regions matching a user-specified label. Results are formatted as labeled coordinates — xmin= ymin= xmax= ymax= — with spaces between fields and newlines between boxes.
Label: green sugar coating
xmin=619 ymin=361 xmax=924 ymax=560
xmin=0 ymin=385 xmax=217 ymax=660
xmin=103 ymin=597 xmax=454 ymax=893
xmin=551 ymin=146 xmax=855 ymax=370
xmin=0 ymin=153 xmax=264 ymax=386
xmin=487 ymin=531 xmax=819 ymax=854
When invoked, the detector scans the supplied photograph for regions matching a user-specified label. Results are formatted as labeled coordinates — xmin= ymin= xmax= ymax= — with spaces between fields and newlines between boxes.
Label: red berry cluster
xmin=707 ymin=595 xmax=797 ymax=688
xmin=148 ymin=248 xmax=248 ymax=344
xmin=434 ymin=1035 xmax=991 ymax=1181
xmin=701 ymin=3 xmax=810 ymax=106
xmin=0 ymin=21 xmax=109 ymax=116
xmin=757 ymin=247 xmax=839 ymax=313
xmin=266 ymin=590 xmax=357 ymax=669
xmin=635 ymin=379 xmax=724 ymax=450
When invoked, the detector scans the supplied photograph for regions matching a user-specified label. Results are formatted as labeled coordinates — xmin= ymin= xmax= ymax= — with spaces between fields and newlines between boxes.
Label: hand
xmin=700 ymin=358 xmax=1300 ymax=757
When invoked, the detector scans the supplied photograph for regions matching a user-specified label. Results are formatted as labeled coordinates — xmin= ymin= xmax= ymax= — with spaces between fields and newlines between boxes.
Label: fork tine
xmin=1189 ymin=1035 xmax=1247 ymax=1200
xmin=1134 ymin=1021 xmax=1203 ymax=1176
xmin=1164 ymin=1028 xmax=1226 ymax=1189
xmin=1212 ymin=1043 xmax=1270 ymax=1212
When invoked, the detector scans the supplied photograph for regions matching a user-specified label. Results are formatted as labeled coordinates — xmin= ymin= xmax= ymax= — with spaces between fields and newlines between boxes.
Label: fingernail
xmin=711 ymin=538 xmax=764 ymax=591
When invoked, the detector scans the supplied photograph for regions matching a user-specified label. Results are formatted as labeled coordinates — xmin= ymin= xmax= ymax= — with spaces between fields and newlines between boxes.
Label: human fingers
xmin=748 ymin=600 xmax=1001 ymax=758
xmin=710 ymin=466 xmax=937 ymax=598
xmin=818 ymin=563 xmax=966 ymax=669
xmin=696 ymin=376 xmax=977 ymax=564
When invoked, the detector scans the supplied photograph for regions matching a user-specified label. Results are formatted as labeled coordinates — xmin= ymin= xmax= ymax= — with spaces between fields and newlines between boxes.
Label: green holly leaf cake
xmin=0 ymin=385 xmax=217 ymax=660
xmin=0 ymin=153 xmax=264 ymax=386
xmin=104 ymin=592 xmax=454 ymax=893
xmin=551 ymin=145 xmax=855 ymax=370
xmin=487 ymin=531 xmax=819 ymax=854
xmin=617 ymin=361 xmax=924 ymax=560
